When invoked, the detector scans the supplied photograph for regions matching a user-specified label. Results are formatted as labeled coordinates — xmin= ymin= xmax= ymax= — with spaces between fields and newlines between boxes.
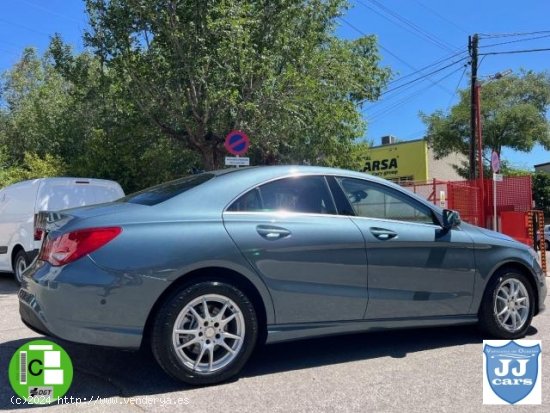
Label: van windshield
xmin=121 ymin=174 xmax=215 ymax=206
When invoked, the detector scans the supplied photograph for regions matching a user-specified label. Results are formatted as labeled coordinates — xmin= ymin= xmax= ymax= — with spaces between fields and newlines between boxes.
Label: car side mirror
xmin=442 ymin=209 xmax=461 ymax=230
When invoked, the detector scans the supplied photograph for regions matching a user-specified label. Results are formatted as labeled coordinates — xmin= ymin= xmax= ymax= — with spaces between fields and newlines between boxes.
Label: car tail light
xmin=34 ymin=228 xmax=44 ymax=241
xmin=33 ymin=213 xmax=43 ymax=241
xmin=39 ymin=227 xmax=122 ymax=266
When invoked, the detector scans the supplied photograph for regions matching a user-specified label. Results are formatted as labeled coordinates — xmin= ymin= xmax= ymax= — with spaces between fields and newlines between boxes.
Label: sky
xmin=0 ymin=0 xmax=549 ymax=170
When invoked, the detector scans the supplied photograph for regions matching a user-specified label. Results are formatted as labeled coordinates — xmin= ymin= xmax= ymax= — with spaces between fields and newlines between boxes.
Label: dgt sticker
xmin=9 ymin=339 xmax=73 ymax=404
xmin=483 ymin=340 xmax=541 ymax=404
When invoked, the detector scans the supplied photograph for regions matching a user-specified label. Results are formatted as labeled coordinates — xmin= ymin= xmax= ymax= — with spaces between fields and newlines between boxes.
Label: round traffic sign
xmin=224 ymin=130 xmax=250 ymax=156
xmin=491 ymin=151 xmax=500 ymax=173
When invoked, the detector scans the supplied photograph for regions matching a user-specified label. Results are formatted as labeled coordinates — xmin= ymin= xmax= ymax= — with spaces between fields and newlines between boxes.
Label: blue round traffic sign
xmin=224 ymin=130 xmax=250 ymax=156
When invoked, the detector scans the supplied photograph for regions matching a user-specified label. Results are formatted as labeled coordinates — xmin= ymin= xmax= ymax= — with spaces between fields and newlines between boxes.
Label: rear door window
xmin=228 ymin=176 xmax=336 ymax=215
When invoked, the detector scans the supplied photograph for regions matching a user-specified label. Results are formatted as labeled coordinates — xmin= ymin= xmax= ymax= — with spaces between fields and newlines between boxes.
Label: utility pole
xmin=468 ymin=34 xmax=478 ymax=181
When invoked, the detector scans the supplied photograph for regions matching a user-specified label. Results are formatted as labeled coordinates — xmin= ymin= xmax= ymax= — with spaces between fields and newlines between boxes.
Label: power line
xmin=446 ymin=63 xmax=468 ymax=110
xmin=365 ymin=0 xmax=459 ymax=52
xmin=478 ymin=30 xmax=550 ymax=39
xmin=386 ymin=49 xmax=468 ymax=87
xmin=0 ymin=17 xmax=51 ymax=37
xmin=479 ymin=47 xmax=550 ymax=56
xmin=19 ymin=0 xmax=84 ymax=24
xmin=364 ymin=50 xmax=468 ymax=110
xmin=359 ymin=0 xmax=459 ymax=53
xmin=381 ymin=57 xmax=467 ymax=96
xmin=338 ymin=17 xmax=455 ymax=97
xmin=368 ymin=65 xmax=466 ymax=123
xmin=410 ymin=0 xmax=468 ymax=34
xmin=480 ymin=33 xmax=550 ymax=48
xmin=338 ymin=18 xmax=421 ymax=72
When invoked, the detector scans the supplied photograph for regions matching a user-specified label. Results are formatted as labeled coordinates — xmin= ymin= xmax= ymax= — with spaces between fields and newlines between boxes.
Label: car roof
xmin=208 ymin=165 xmax=394 ymax=184
xmin=161 ymin=165 xmax=440 ymax=217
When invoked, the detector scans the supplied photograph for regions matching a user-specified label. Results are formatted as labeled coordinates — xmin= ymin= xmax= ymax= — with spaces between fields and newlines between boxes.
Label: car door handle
xmin=256 ymin=225 xmax=291 ymax=240
xmin=370 ymin=227 xmax=398 ymax=241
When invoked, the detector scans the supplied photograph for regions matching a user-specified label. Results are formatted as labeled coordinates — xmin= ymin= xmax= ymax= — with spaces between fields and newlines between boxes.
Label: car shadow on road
xmin=0 ymin=273 xmax=18 ymax=294
xmin=3 ymin=323 xmax=538 ymax=409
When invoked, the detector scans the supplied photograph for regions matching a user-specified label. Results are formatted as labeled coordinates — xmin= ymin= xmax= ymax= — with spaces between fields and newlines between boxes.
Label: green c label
xmin=8 ymin=339 xmax=73 ymax=405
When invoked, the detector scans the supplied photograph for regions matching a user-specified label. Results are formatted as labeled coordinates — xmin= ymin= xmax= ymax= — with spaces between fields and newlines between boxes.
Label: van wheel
xmin=151 ymin=281 xmax=258 ymax=385
xmin=13 ymin=250 xmax=28 ymax=284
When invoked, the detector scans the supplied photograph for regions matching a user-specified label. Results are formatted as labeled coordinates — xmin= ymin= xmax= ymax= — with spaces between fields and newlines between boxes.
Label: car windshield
xmin=121 ymin=173 xmax=215 ymax=206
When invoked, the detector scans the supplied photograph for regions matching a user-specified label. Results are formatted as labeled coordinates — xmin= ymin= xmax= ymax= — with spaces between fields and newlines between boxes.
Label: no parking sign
xmin=224 ymin=130 xmax=250 ymax=156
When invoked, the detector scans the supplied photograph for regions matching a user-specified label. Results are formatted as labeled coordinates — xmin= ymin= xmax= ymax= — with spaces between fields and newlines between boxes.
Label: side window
xmin=228 ymin=176 xmax=336 ymax=215
xmin=335 ymin=177 xmax=436 ymax=224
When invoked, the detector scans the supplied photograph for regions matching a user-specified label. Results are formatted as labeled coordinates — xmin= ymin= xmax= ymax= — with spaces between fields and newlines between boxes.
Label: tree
xmin=0 ymin=42 xmax=200 ymax=192
xmin=533 ymin=172 xmax=550 ymax=218
xmin=84 ymin=0 xmax=390 ymax=169
xmin=421 ymin=70 xmax=550 ymax=178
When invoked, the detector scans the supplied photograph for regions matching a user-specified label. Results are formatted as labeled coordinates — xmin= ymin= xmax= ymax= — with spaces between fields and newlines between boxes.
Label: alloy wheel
xmin=171 ymin=294 xmax=245 ymax=374
xmin=494 ymin=278 xmax=529 ymax=333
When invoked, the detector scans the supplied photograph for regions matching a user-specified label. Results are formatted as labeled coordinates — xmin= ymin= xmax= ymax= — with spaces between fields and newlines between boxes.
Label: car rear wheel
xmin=478 ymin=271 xmax=534 ymax=339
xmin=151 ymin=281 xmax=258 ymax=385
xmin=13 ymin=250 xmax=28 ymax=285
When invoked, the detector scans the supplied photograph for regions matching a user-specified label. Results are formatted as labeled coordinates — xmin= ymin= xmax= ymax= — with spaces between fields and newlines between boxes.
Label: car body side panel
xmin=223 ymin=212 xmax=368 ymax=323
xmin=351 ymin=218 xmax=477 ymax=319
xmin=89 ymin=220 xmax=276 ymax=324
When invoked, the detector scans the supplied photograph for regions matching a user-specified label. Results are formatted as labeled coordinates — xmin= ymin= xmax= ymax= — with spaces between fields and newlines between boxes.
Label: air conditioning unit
xmin=381 ymin=135 xmax=397 ymax=145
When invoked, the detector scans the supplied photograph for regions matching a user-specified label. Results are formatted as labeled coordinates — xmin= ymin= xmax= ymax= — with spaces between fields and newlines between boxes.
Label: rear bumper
xmin=18 ymin=257 xmax=166 ymax=349
xmin=19 ymin=293 xmax=53 ymax=337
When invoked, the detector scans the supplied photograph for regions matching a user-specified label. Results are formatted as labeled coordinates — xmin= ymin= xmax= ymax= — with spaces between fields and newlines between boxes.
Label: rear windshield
xmin=121 ymin=174 xmax=214 ymax=206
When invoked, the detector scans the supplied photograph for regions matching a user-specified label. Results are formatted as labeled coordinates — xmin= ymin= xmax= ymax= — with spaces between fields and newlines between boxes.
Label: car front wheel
xmin=151 ymin=280 xmax=258 ymax=385
xmin=479 ymin=271 xmax=535 ymax=339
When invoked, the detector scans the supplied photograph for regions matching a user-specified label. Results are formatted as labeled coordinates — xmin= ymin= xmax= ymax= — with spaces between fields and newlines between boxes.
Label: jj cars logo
xmin=483 ymin=340 xmax=541 ymax=404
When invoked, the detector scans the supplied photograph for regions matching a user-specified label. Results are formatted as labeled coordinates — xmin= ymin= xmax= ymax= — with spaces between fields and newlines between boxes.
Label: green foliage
xmin=533 ymin=172 xmax=550 ymax=218
xmin=0 ymin=152 xmax=66 ymax=187
xmin=1 ymin=1 xmax=388 ymax=191
xmin=421 ymin=71 xmax=550 ymax=177
xmin=84 ymin=0 xmax=390 ymax=169
xmin=0 ymin=41 xmax=200 ymax=193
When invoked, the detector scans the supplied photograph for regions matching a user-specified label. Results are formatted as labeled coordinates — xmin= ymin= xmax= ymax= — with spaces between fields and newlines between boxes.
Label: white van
xmin=0 ymin=177 xmax=124 ymax=282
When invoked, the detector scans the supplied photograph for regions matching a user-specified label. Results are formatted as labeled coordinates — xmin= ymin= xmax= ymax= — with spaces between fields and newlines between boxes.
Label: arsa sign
xmin=363 ymin=158 xmax=398 ymax=172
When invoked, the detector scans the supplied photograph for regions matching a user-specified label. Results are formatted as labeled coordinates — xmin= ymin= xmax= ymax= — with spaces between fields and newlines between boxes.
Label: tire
xmin=478 ymin=270 xmax=535 ymax=339
xmin=151 ymin=281 xmax=258 ymax=385
xmin=545 ymin=240 xmax=549 ymax=251
xmin=13 ymin=250 xmax=28 ymax=285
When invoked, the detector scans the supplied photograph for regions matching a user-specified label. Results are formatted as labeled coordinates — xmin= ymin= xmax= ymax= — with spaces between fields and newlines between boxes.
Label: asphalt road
xmin=1 ymin=272 xmax=548 ymax=413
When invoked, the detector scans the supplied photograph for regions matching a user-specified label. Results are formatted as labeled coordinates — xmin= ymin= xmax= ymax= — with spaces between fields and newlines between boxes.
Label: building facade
xmin=534 ymin=162 xmax=550 ymax=174
xmin=363 ymin=137 xmax=465 ymax=183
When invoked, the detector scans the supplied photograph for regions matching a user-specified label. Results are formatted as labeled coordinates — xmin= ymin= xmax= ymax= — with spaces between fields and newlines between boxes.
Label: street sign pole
xmin=491 ymin=151 xmax=501 ymax=231
xmin=493 ymin=174 xmax=497 ymax=230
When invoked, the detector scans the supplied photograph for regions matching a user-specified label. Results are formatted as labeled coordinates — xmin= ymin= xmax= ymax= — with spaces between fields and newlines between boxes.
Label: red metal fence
xmin=483 ymin=176 xmax=533 ymax=229
xmin=401 ymin=175 xmax=532 ymax=229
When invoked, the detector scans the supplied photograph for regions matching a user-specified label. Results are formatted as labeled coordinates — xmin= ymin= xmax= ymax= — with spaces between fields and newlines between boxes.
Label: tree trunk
xmin=199 ymin=146 xmax=216 ymax=171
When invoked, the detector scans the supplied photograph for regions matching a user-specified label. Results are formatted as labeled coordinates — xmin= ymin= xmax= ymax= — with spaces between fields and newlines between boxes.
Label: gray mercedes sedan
xmin=19 ymin=166 xmax=546 ymax=385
